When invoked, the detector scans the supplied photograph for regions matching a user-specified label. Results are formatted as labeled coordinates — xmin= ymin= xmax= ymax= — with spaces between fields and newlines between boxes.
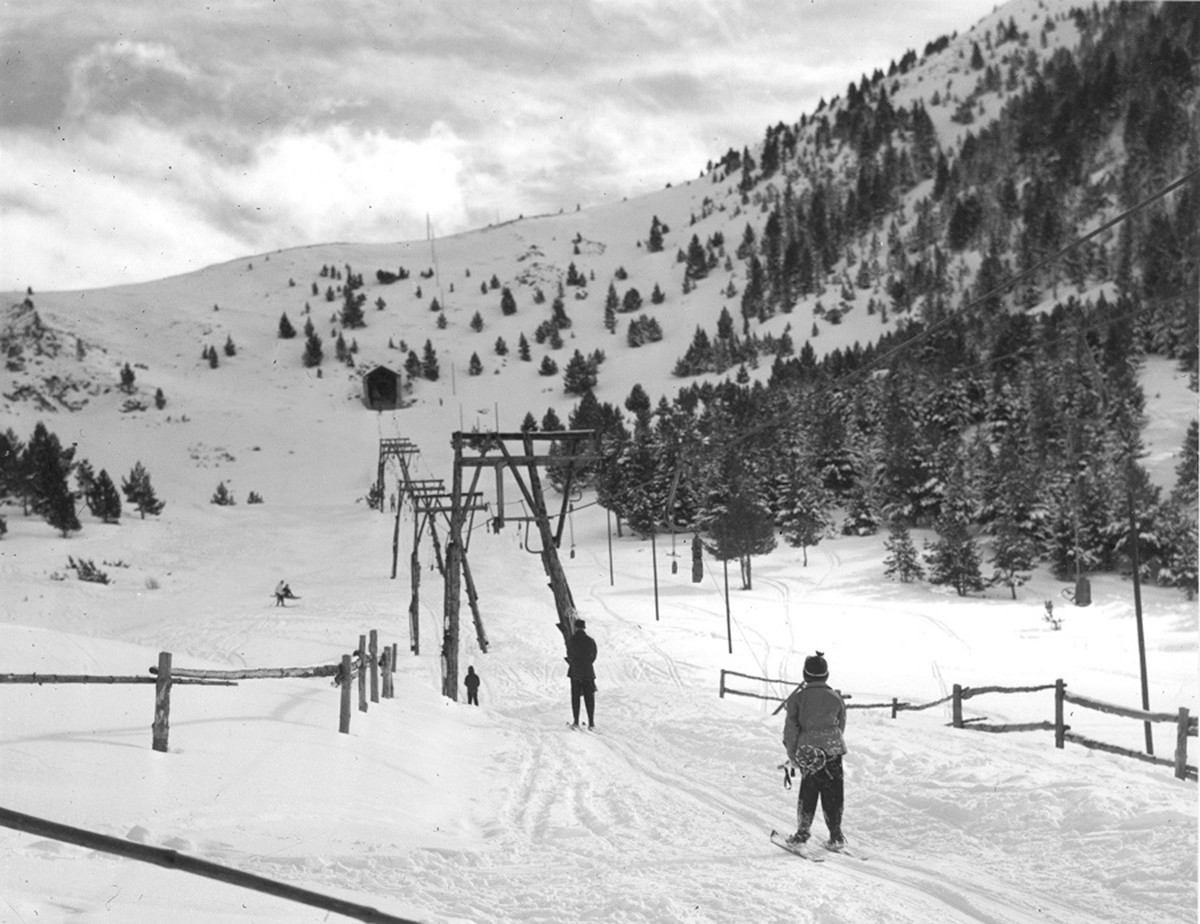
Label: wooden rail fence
xmin=719 ymin=669 xmax=1198 ymax=781
xmin=1 ymin=629 xmax=401 ymax=752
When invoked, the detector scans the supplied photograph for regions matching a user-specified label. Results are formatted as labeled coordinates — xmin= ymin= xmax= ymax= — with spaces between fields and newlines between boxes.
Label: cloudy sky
xmin=0 ymin=0 xmax=997 ymax=292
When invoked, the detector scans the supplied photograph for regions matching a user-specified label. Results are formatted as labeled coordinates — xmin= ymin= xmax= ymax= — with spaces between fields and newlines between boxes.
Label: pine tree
xmin=303 ymin=331 xmax=323 ymax=368
xmin=500 ymin=287 xmax=517 ymax=316
xmin=404 ymin=349 xmax=422 ymax=379
xmin=224 ymin=334 xmax=237 ymax=357
xmin=119 ymin=363 xmax=136 ymax=393
xmin=624 ymin=383 xmax=651 ymax=417
xmin=494 ymin=336 xmax=509 ymax=356
xmin=685 ymin=235 xmax=708 ymax=281
xmin=121 ymin=462 xmax=165 ymax=519
xmin=470 ymin=311 xmax=484 ymax=332
xmin=775 ymin=465 xmax=832 ymax=566
xmin=279 ymin=312 xmax=297 ymax=338
xmin=604 ymin=283 xmax=619 ymax=333
xmin=468 ymin=352 xmax=483 ymax=376
xmin=1172 ymin=420 xmax=1198 ymax=507
xmin=563 ymin=350 xmax=597 ymax=394
xmin=706 ymin=490 xmax=777 ymax=590
xmin=883 ymin=521 xmax=924 ymax=582
xmin=926 ymin=515 xmax=985 ymax=596
xmin=841 ymin=487 xmax=879 ymax=536
xmin=518 ymin=334 xmax=532 ymax=362
xmin=44 ymin=477 xmax=81 ymax=537
xmin=341 ymin=288 xmax=366 ymax=329
xmin=1155 ymin=501 xmax=1198 ymax=600
xmin=989 ymin=516 xmax=1035 ymax=599
xmin=421 ymin=340 xmax=440 ymax=381
xmin=539 ymin=355 xmax=559 ymax=376
xmin=0 ymin=428 xmax=24 ymax=502
xmin=211 ymin=481 xmax=236 ymax=505
xmin=92 ymin=469 xmax=122 ymax=523
xmin=647 ymin=215 xmax=665 ymax=253
xmin=21 ymin=422 xmax=75 ymax=517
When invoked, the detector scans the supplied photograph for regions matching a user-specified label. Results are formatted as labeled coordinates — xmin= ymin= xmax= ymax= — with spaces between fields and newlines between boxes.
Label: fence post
xmin=1055 ymin=679 xmax=1066 ymax=749
xmin=719 ymin=670 xmax=726 ymax=699
xmin=152 ymin=651 xmax=172 ymax=752
xmin=369 ymin=630 xmax=380 ymax=704
xmin=380 ymin=646 xmax=391 ymax=699
xmin=1176 ymin=708 xmax=1190 ymax=781
xmin=339 ymin=655 xmax=352 ymax=734
xmin=891 ymin=697 xmax=899 ymax=719
xmin=358 ymin=634 xmax=368 ymax=713
xmin=952 ymin=684 xmax=963 ymax=728
xmin=390 ymin=643 xmax=398 ymax=698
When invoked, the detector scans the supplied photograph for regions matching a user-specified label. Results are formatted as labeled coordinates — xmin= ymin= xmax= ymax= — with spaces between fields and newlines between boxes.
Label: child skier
xmin=464 ymin=665 xmax=481 ymax=706
xmin=782 ymin=651 xmax=847 ymax=849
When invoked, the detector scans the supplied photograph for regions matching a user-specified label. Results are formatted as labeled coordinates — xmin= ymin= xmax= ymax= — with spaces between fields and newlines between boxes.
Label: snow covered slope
xmin=1 ymin=0 xmax=1196 ymax=920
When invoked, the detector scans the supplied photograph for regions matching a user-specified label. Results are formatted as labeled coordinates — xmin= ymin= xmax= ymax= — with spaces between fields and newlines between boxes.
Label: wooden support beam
xmin=369 ymin=630 xmax=380 ymax=704
xmin=152 ymin=651 xmax=171 ymax=752
xmin=339 ymin=655 xmax=352 ymax=733
xmin=357 ymin=635 xmax=368 ymax=713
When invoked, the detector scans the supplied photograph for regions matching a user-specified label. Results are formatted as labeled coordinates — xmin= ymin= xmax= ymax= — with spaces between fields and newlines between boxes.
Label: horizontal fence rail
xmin=0 ymin=674 xmax=234 ymax=686
xmin=0 ymin=806 xmax=421 ymax=924
xmin=719 ymin=669 xmax=1197 ymax=782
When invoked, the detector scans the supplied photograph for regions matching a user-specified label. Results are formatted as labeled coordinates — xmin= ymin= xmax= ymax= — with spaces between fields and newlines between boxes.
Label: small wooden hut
xmin=362 ymin=366 xmax=405 ymax=410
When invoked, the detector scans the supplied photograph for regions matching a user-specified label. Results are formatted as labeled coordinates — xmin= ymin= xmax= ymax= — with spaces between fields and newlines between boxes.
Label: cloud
xmin=0 ymin=0 xmax=1000 ymax=291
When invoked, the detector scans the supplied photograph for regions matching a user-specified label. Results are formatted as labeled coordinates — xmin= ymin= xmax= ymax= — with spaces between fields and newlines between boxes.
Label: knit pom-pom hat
xmin=803 ymin=651 xmax=829 ymax=681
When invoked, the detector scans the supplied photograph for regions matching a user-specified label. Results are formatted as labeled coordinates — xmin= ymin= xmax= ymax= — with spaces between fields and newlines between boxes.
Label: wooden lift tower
xmin=442 ymin=429 xmax=597 ymax=701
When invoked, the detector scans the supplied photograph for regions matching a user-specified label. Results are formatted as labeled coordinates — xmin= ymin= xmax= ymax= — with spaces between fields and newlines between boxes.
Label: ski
xmin=769 ymin=829 xmax=825 ymax=862
xmin=822 ymin=842 xmax=867 ymax=861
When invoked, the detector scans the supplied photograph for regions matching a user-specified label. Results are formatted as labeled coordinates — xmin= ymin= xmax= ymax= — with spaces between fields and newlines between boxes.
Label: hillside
xmin=0 ymin=0 xmax=1197 ymax=921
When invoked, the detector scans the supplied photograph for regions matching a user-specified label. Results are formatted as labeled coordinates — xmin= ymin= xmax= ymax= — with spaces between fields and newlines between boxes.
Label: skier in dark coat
xmin=782 ymin=651 xmax=847 ymax=849
xmin=565 ymin=618 xmax=597 ymax=729
xmin=464 ymin=665 xmax=481 ymax=706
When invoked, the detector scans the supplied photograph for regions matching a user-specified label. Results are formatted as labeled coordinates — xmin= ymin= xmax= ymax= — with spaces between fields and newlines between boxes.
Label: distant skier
xmin=782 ymin=651 xmax=847 ymax=849
xmin=464 ymin=665 xmax=481 ymax=706
xmin=274 ymin=580 xmax=297 ymax=607
xmin=565 ymin=618 xmax=597 ymax=729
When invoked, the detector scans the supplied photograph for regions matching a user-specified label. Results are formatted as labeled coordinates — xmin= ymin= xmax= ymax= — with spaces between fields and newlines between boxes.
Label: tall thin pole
xmin=651 ymin=531 xmax=660 ymax=621
xmin=723 ymin=559 xmax=732 ymax=654
xmin=606 ymin=508 xmax=614 ymax=586
xmin=1128 ymin=487 xmax=1153 ymax=754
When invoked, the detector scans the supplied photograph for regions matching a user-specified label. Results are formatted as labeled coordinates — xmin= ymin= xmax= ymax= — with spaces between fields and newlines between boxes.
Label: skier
xmin=464 ymin=665 xmax=481 ymax=706
xmin=274 ymin=580 xmax=297 ymax=606
xmin=782 ymin=651 xmax=847 ymax=849
xmin=565 ymin=618 xmax=597 ymax=729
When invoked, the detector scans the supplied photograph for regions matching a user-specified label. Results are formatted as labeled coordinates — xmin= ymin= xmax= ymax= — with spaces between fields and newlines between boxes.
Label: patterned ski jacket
xmin=782 ymin=680 xmax=847 ymax=759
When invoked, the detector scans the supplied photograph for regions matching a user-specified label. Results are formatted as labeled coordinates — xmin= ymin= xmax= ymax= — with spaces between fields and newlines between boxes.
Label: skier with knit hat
xmin=565 ymin=618 xmax=597 ymax=729
xmin=781 ymin=651 xmax=848 ymax=849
